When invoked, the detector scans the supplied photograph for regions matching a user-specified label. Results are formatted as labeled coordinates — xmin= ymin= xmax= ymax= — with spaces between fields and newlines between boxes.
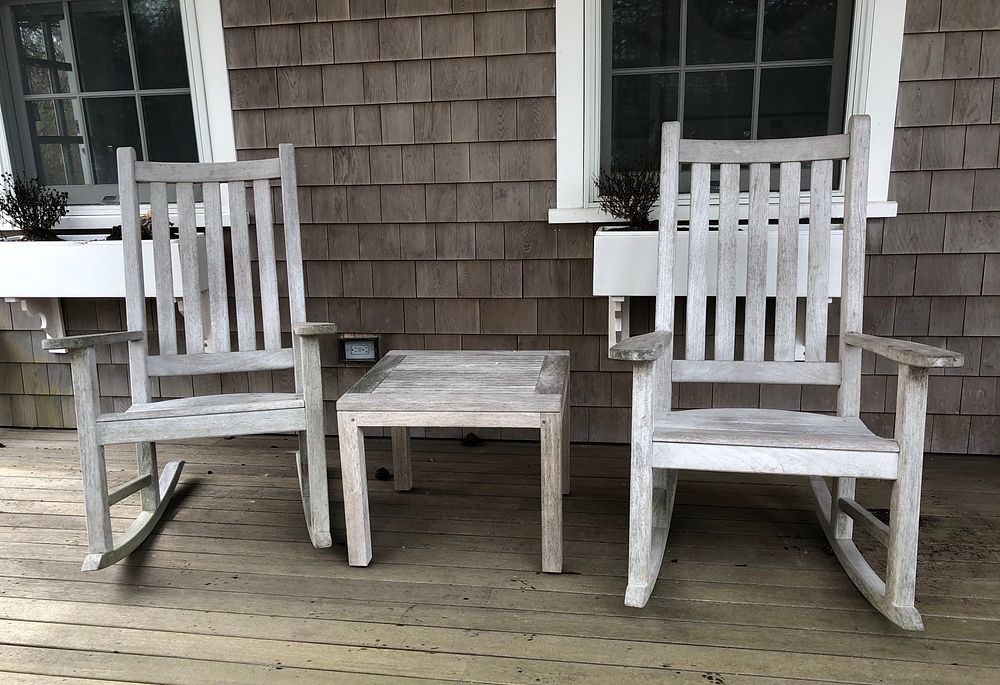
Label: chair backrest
xmin=656 ymin=115 xmax=870 ymax=417
xmin=116 ymin=145 xmax=306 ymax=403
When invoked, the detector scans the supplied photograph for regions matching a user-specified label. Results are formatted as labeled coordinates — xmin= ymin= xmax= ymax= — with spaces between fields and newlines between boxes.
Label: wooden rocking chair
xmin=610 ymin=116 xmax=963 ymax=630
xmin=43 ymin=145 xmax=337 ymax=571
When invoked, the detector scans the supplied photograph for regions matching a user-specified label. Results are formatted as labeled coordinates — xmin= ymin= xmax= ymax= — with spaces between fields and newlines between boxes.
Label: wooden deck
xmin=0 ymin=428 xmax=998 ymax=684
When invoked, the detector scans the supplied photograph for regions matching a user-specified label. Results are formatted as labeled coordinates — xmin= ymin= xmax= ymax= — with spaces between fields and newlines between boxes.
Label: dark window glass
xmin=83 ymin=97 xmax=142 ymax=183
xmin=683 ymin=70 xmax=754 ymax=140
xmin=758 ymin=66 xmax=834 ymax=139
xmin=142 ymin=95 xmax=198 ymax=161
xmin=13 ymin=3 xmax=71 ymax=95
xmin=130 ymin=0 xmax=190 ymax=89
xmin=611 ymin=0 xmax=682 ymax=68
xmin=611 ymin=73 xmax=679 ymax=167
xmin=71 ymin=0 xmax=133 ymax=91
xmin=685 ymin=0 xmax=757 ymax=65
xmin=763 ymin=0 xmax=840 ymax=62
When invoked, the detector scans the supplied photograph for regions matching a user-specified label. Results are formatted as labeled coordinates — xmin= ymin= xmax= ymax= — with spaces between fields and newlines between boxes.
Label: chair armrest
xmin=294 ymin=322 xmax=340 ymax=337
xmin=41 ymin=330 xmax=144 ymax=351
xmin=843 ymin=333 xmax=963 ymax=369
xmin=609 ymin=331 xmax=672 ymax=362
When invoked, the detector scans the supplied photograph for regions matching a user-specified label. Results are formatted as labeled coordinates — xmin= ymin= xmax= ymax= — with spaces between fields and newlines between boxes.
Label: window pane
xmin=13 ymin=3 xmax=71 ymax=95
xmin=610 ymin=73 xmax=679 ymax=167
xmin=26 ymin=99 xmax=87 ymax=185
xmin=763 ymin=0 xmax=840 ymax=62
xmin=84 ymin=97 xmax=142 ymax=184
xmin=37 ymin=143 xmax=86 ymax=185
xmin=758 ymin=66 xmax=835 ymax=139
xmin=130 ymin=0 xmax=190 ymax=89
xmin=71 ymin=0 xmax=133 ymax=92
xmin=683 ymin=70 xmax=753 ymax=140
xmin=142 ymin=95 xmax=198 ymax=162
xmin=28 ymin=99 xmax=81 ymax=137
xmin=611 ymin=0 xmax=681 ymax=69
xmin=686 ymin=0 xmax=757 ymax=65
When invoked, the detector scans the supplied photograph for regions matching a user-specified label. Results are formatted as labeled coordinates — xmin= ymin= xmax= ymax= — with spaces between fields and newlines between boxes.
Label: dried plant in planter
xmin=0 ymin=174 xmax=68 ymax=241
xmin=107 ymin=211 xmax=177 ymax=241
xmin=594 ymin=158 xmax=659 ymax=230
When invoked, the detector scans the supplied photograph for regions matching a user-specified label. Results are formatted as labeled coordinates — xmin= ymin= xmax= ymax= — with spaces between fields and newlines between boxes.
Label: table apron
xmin=344 ymin=410 xmax=563 ymax=429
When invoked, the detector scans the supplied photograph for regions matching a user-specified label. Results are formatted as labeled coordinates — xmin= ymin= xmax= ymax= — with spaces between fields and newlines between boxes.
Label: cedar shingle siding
xmin=2 ymin=0 xmax=999 ymax=453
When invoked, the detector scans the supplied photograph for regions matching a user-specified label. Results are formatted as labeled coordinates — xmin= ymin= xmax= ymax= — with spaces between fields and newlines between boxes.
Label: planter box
xmin=593 ymin=226 xmax=844 ymax=297
xmin=0 ymin=235 xmax=207 ymax=299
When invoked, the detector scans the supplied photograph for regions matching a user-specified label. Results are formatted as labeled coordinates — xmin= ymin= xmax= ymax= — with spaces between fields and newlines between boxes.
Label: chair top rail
xmin=134 ymin=158 xmax=282 ymax=184
xmin=678 ymin=134 xmax=851 ymax=165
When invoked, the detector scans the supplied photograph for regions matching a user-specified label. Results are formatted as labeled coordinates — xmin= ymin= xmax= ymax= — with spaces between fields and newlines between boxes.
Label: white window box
xmin=1 ymin=235 xmax=207 ymax=349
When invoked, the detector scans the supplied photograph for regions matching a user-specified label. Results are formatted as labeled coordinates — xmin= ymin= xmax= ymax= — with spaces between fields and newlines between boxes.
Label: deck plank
xmin=0 ymin=429 xmax=997 ymax=684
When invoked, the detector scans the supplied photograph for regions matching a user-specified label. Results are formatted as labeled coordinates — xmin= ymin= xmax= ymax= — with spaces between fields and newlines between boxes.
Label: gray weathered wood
xmin=280 ymin=145 xmax=307 ymax=330
xmin=714 ymin=163 xmax=739 ymax=361
xmin=149 ymin=181 xmax=177 ymax=355
xmin=837 ymin=496 xmax=889 ymax=546
xmin=744 ymin=162 xmax=769 ymax=362
xmin=106 ymin=473 xmax=153 ymax=506
xmin=671 ymin=360 xmax=840 ymax=385
xmin=97 ymin=393 xmax=304 ymax=422
xmin=678 ymin=134 xmax=850 ymax=164
xmin=774 ymin=162 xmax=800 ymax=361
xmin=146 ymin=349 xmax=295 ymax=376
xmin=686 ymin=162 xmax=710 ymax=361
xmin=294 ymin=322 xmax=340 ymax=337
xmin=203 ymin=182 xmax=230 ymax=353
xmin=297 ymin=333 xmax=331 ymax=548
xmin=134 ymin=158 xmax=280 ymax=183
xmin=228 ymin=181 xmax=256 ymax=351
xmin=540 ymin=412 xmax=563 ymax=573
xmin=253 ymin=179 xmax=281 ymax=350
xmin=844 ymin=333 xmax=965 ymax=368
xmin=805 ymin=159 xmax=833 ymax=362
xmin=42 ymin=330 xmax=144 ymax=351
xmin=117 ymin=147 xmax=151 ymax=404
xmin=608 ymin=331 xmax=671 ymax=362
xmin=69 ymin=347 xmax=111 ymax=554
xmin=176 ymin=182 xmax=203 ymax=354
xmin=654 ymin=122 xmax=680 ymax=332
xmin=337 ymin=411 xmax=373 ymax=567
xmin=391 ymin=427 xmax=413 ymax=491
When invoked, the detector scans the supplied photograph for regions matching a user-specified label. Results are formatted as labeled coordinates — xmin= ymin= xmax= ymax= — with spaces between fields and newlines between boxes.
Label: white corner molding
xmin=551 ymin=0 xmax=904 ymax=224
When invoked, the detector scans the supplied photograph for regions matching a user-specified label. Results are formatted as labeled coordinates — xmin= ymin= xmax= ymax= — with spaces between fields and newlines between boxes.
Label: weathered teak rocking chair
xmin=43 ymin=145 xmax=337 ymax=571
xmin=610 ymin=116 xmax=963 ymax=630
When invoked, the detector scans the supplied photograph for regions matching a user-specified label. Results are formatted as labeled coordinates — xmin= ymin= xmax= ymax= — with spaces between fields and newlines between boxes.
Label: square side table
xmin=336 ymin=350 xmax=570 ymax=572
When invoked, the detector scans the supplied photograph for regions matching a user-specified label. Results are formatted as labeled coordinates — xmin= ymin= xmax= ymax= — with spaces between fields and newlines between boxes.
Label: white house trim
xmin=551 ymin=0 xmax=904 ymax=224
xmin=0 ymin=0 xmax=236 ymax=230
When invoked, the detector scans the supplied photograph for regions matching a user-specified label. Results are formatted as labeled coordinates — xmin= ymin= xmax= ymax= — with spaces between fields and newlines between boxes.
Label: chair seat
xmin=97 ymin=393 xmax=304 ymax=422
xmin=653 ymin=408 xmax=899 ymax=453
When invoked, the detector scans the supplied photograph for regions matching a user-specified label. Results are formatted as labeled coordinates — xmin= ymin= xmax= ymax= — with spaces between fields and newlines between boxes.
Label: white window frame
xmin=0 ymin=0 xmax=236 ymax=229
xmin=550 ymin=0 xmax=903 ymax=223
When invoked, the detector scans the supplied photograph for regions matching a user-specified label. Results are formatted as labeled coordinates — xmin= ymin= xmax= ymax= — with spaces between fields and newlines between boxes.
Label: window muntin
xmin=602 ymin=0 xmax=853 ymax=171
xmin=5 ymin=0 xmax=198 ymax=204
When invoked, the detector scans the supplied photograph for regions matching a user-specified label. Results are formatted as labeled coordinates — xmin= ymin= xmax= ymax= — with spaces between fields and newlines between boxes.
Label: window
xmin=603 ymin=0 xmax=852 ymax=169
xmin=553 ymin=0 xmax=906 ymax=221
xmin=0 ymin=0 xmax=235 ymax=222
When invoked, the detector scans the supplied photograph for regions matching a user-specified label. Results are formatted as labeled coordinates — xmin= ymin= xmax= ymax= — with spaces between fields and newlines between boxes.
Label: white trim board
xmin=0 ymin=0 xmax=236 ymax=230
xmin=552 ymin=0 xmax=904 ymax=223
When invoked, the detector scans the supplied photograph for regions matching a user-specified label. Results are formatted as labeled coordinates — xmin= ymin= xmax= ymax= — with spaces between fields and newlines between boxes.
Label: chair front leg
xmin=297 ymin=334 xmax=332 ymax=548
xmin=70 ymin=347 xmax=113 ymax=555
xmin=886 ymin=364 xmax=929 ymax=622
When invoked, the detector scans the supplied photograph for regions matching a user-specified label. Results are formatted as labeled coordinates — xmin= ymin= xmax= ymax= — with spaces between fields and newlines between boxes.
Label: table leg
xmin=336 ymin=412 xmax=372 ymax=566
xmin=540 ymin=412 xmax=563 ymax=573
xmin=391 ymin=426 xmax=412 ymax=491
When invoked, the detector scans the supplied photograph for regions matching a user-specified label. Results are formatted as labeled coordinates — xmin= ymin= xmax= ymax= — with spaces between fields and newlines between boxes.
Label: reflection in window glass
xmin=685 ymin=0 xmax=757 ymax=65
xmin=13 ymin=3 xmax=71 ymax=95
xmin=758 ymin=66 xmax=834 ymax=139
xmin=610 ymin=73 xmax=679 ymax=167
xmin=763 ymin=0 xmax=840 ymax=62
xmin=70 ymin=0 xmax=133 ymax=92
xmin=684 ymin=70 xmax=754 ymax=140
xmin=84 ymin=97 xmax=143 ymax=184
xmin=142 ymin=95 xmax=198 ymax=162
xmin=130 ymin=0 xmax=190 ymax=89
xmin=611 ymin=0 xmax=681 ymax=69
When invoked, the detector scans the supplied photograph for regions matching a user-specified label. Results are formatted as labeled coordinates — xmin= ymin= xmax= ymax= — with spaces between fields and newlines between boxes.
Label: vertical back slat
xmin=228 ymin=181 xmax=256 ymax=351
xmin=117 ymin=147 xmax=150 ymax=402
xmin=204 ymin=182 xmax=230 ymax=352
xmin=744 ymin=162 xmax=770 ymax=362
xmin=714 ymin=163 xmax=739 ymax=361
xmin=838 ymin=116 xmax=870 ymax=415
xmin=774 ymin=162 xmax=801 ymax=360
xmin=685 ymin=162 xmax=710 ymax=360
xmin=254 ymin=178 xmax=282 ymax=350
xmin=176 ymin=182 xmax=203 ymax=354
xmin=654 ymin=122 xmax=680 ymax=417
xmin=806 ymin=159 xmax=834 ymax=361
xmin=279 ymin=145 xmax=307 ymax=330
xmin=149 ymin=181 xmax=176 ymax=356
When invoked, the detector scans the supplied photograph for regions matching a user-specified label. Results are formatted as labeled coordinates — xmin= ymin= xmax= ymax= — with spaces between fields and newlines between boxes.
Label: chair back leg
xmin=136 ymin=442 xmax=161 ymax=511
